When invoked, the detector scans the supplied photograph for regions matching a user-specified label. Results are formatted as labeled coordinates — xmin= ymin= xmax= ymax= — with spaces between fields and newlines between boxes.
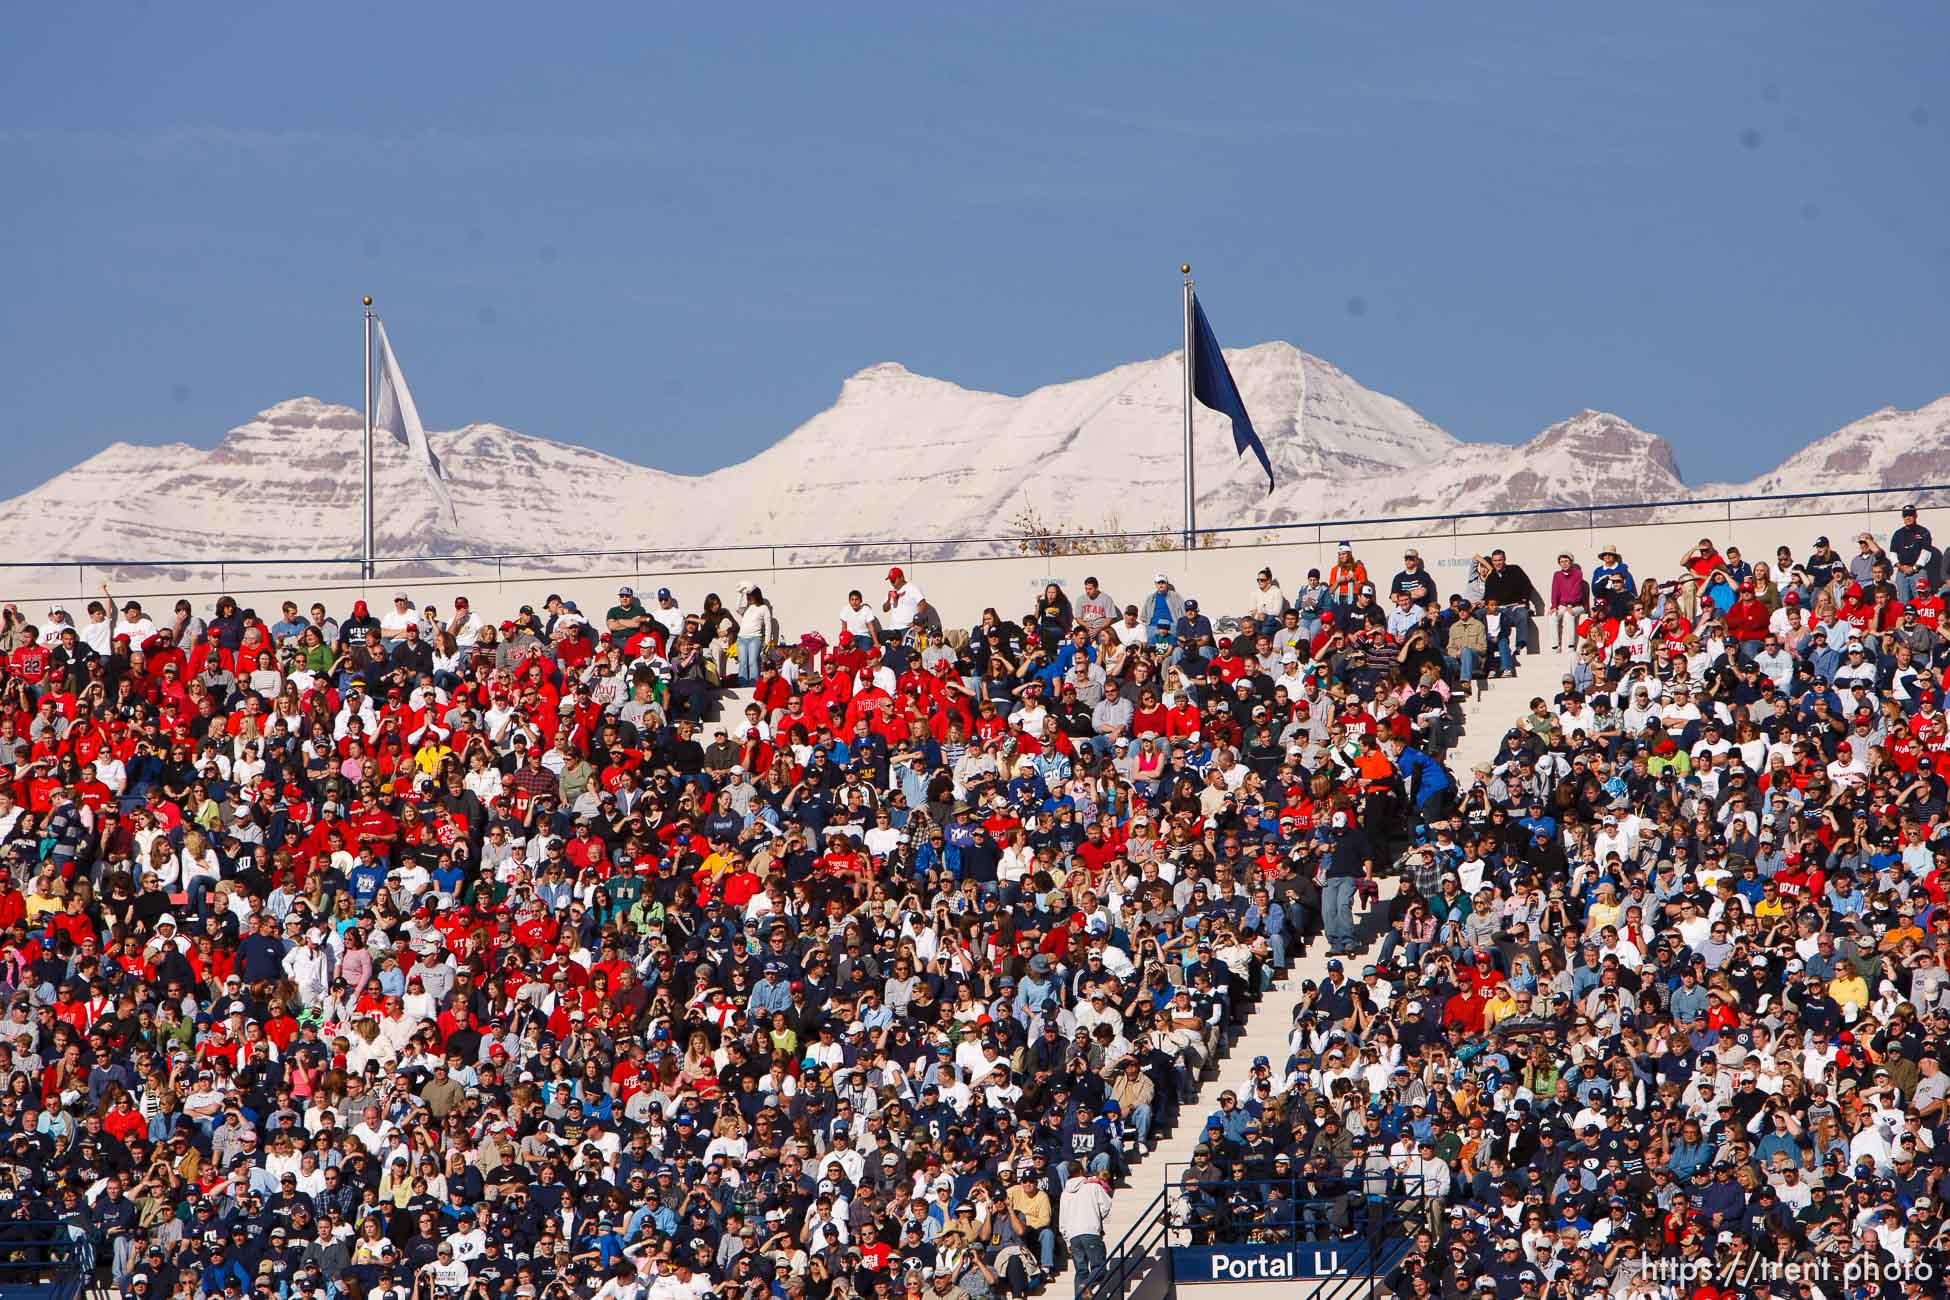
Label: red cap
xmin=886 ymin=567 xmax=904 ymax=582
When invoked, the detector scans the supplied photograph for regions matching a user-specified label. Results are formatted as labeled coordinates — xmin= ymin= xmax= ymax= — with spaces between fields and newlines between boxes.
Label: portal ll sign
xmin=1172 ymin=1241 xmax=1394 ymax=1282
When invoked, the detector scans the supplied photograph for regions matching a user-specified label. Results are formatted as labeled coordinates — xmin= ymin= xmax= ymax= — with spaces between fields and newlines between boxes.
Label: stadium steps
xmin=1059 ymin=643 xmax=1573 ymax=1297
xmin=1451 ymin=644 xmax=1577 ymax=771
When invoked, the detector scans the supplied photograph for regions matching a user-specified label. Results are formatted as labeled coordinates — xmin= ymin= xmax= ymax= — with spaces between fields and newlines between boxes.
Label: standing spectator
xmin=1891 ymin=503 xmax=1937 ymax=597
xmin=733 ymin=585 xmax=775 ymax=685
xmin=1321 ymin=809 xmax=1371 ymax=958
xmin=1326 ymin=543 xmax=1368 ymax=619
xmin=880 ymin=568 xmax=927 ymax=644
xmin=1059 ymin=1170 xmax=1112 ymax=1287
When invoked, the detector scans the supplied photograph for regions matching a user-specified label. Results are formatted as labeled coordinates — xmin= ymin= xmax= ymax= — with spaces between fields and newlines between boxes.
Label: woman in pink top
xmin=1547 ymin=552 xmax=1590 ymax=652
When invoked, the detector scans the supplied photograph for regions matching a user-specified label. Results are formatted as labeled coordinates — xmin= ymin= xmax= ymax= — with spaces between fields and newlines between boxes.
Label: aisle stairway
xmin=1054 ymin=643 xmax=1574 ymax=1298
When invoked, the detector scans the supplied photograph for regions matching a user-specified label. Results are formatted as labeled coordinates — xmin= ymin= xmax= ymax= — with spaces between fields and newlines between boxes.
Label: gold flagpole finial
xmin=362 ymin=296 xmax=373 ymax=307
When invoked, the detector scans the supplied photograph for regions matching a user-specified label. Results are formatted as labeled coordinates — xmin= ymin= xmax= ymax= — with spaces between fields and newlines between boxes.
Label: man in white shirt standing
xmin=881 ymin=566 xmax=926 ymax=642
xmin=80 ymin=584 xmax=120 ymax=657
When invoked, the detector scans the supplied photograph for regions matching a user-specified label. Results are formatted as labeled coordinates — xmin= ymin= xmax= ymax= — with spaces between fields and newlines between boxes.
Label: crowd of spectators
xmin=0 ymin=508 xmax=1945 ymax=1300
xmin=1172 ymin=511 xmax=1950 ymax=1300
xmin=0 ymin=551 xmax=1466 ymax=1300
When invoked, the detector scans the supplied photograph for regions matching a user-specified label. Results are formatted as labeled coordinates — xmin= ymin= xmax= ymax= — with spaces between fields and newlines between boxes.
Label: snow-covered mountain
xmin=0 ymin=344 xmax=1939 ymax=565
xmin=693 ymin=343 xmax=1463 ymax=547
xmin=1710 ymin=395 xmax=1950 ymax=497
xmin=1352 ymin=410 xmax=1687 ymax=520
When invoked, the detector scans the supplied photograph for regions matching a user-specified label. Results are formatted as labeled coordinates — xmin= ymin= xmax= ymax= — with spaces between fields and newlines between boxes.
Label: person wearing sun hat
xmin=1590 ymin=541 xmax=1635 ymax=619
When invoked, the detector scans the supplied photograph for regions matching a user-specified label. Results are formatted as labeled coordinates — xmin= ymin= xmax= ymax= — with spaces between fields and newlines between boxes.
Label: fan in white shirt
xmin=1593 ymin=819 xmax=1637 ymax=867
xmin=1009 ymin=700 xmax=1050 ymax=733
xmin=863 ymin=821 xmax=903 ymax=859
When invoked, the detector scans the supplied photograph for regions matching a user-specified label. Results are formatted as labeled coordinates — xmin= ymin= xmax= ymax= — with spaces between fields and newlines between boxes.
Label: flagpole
xmin=362 ymin=296 xmax=375 ymax=582
xmin=1181 ymin=263 xmax=1196 ymax=552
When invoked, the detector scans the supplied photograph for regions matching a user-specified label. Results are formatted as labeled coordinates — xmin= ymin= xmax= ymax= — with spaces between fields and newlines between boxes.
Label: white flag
xmin=372 ymin=320 xmax=458 ymax=525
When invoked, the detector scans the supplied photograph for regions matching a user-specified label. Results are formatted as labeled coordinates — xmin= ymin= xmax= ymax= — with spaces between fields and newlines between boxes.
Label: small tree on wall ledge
xmin=1006 ymin=503 xmax=1230 ymax=557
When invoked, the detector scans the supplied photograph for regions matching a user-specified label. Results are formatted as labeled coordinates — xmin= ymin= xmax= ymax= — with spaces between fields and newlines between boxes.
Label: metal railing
xmin=2 ymin=481 xmax=1945 ymax=576
xmin=1084 ymin=1174 xmax=1425 ymax=1300
xmin=0 ymin=1221 xmax=95 ymax=1300
xmin=1082 ymin=1185 xmax=1172 ymax=1300
xmin=0 ymin=479 xmax=1939 ymax=612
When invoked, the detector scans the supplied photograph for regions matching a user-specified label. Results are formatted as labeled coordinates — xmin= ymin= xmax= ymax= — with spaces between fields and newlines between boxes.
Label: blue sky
xmin=2 ymin=3 xmax=1944 ymax=492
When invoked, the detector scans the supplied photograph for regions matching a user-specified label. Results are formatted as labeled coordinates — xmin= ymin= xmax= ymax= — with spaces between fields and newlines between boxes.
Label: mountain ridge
xmin=0 ymin=344 xmax=1941 ymax=562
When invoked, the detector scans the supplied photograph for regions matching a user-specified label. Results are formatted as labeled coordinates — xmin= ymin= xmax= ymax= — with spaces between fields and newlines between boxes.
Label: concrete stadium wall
xmin=0 ymin=491 xmax=1925 ymax=633
xmin=1177 ymin=1283 xmax=1315 ymax=1300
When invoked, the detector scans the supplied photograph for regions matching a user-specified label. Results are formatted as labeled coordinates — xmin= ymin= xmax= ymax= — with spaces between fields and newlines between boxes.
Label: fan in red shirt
xmin=1130 ymin=692 xmax=1169 ymax=739
xmin=1073 ymin=824 xmax=1120 ymax=877
xmin=1442 ymin=986 xmax=1485 ymax=1034
xmin=0 ymin=870 xmax=25 ymax=931
xmin=1771 ymin=854 xmax=1824 ymax=903
xmin=1208 ymin=639 xmax=1253 ymax=686
xmin=1911 ymin=588 xmax=1948 ymax=631
xmin=1165 ymin=699 xmax=1202 ymax=742
xmin=1723 ymin=583 xmax=1770 ymax=644
xmin=971 ymin=701 xmax=1010 ymax=744
xmin=564 ymin=824 xmax=608 ymax=873
xmin=186 ymin=628 xmax=236 ymax=677
xmin=350 ymin=800 xmax=400 ymax=859
xmin=1656 ymin=610 xmax=1693 ymax=658
xmin=7 ymin=633 xmax=50 ymax=692
xmin=1837 ymin=586 xmax=1875 ymax=638
xmin=512 ymin=899 xmax=559 ymax=954
xmin=46 ymin=895 xmax=94 ymax=949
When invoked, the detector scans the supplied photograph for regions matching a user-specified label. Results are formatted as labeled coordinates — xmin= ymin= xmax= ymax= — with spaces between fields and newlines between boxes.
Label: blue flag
xmin=1191 ymin=296 xmax=1274 ymax=493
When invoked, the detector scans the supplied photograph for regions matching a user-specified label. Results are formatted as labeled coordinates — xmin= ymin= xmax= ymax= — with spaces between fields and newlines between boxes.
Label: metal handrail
xmin=0 ymin=481 xmax=1940 ymax=571
xmin=1081 ymin=1186 xmax=1169 ymax=1300
xmin=0 ymin=1220 xmax=95 ymax=1300
xmin=1083 ymin=1174 xmax=1426 ymax=1300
